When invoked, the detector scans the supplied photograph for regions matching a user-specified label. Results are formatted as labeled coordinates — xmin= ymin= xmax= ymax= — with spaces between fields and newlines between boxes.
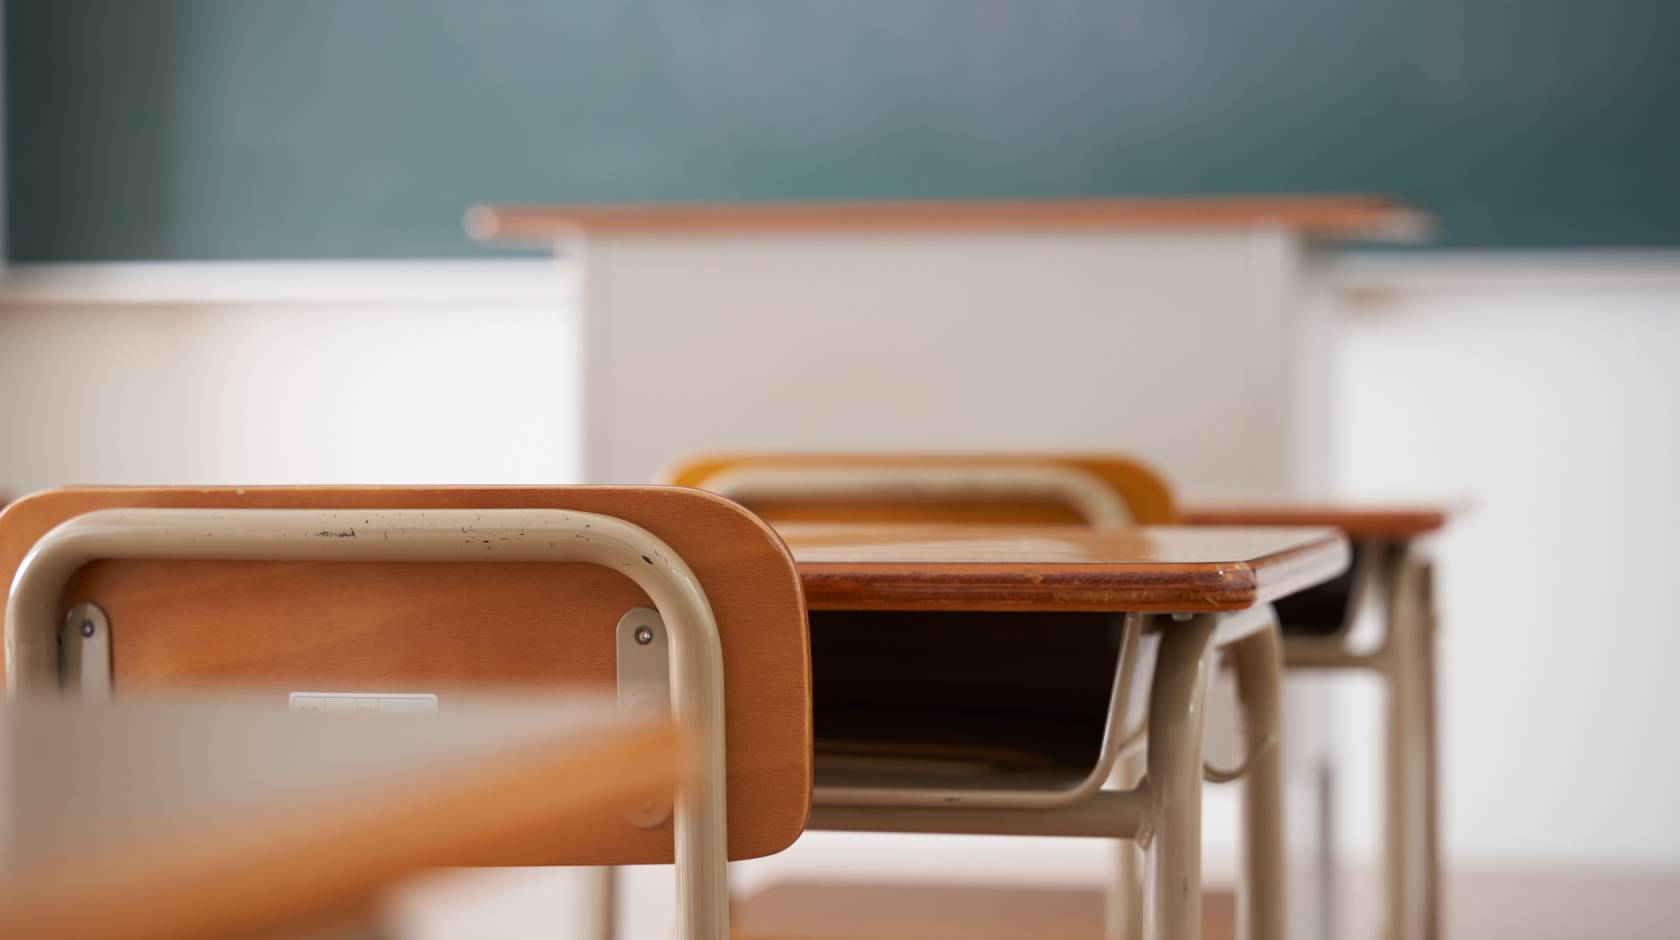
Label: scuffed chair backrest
xmin=0 ymin=485 xmax=811 ymax=866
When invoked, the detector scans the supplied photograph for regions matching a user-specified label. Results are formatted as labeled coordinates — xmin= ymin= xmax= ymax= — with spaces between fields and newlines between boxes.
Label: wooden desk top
xmin=1180 ymin=504 xmax=1450 ymax=541
xmin=0 ymin=695 xmax=683 ymax=940
xmin=778 ymin=524 xmax=1348 ymax=612
xmin=467 ymin=195 xmax=1427 ymax=242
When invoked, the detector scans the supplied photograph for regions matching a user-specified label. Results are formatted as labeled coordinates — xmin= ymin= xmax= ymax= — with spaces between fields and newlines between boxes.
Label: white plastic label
xmin=288 ymin=692 xmax=438 ymax=715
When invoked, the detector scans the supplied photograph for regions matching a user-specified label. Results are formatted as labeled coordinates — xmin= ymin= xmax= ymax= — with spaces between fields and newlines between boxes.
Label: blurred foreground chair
xmin=0 ymin=694 xmax=685 ymax=940
xmin=0 ymin=485 xmax=813 ymax=940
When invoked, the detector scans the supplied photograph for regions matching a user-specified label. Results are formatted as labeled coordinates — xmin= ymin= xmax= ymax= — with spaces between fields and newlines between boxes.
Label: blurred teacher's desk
xmin=466 ymin=196 xmax=1427 ymax=495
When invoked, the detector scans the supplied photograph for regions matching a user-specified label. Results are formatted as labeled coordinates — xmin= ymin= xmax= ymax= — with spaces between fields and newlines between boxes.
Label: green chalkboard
xmin=7 ymin=0 xmax=1679 ymax=259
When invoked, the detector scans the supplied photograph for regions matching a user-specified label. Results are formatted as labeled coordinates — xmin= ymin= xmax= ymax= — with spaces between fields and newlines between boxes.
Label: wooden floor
xmin=731 ymin=868 xmax=1680 ymax=940
xmin=731 ymin=882 xmax=1236 ymax=940
xmin=379 ymin=864 xmax=1680 ymax=939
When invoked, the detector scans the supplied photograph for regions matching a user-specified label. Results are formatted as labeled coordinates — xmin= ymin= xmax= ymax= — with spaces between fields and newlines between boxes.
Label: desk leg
xmin=1144 ymin=615 xmax=1218 ymax=940
xmin=1386 ymin=553 xmax=1441 ymax=940
xmin=1418 ymin=561 xmax=1442 ymax=940
xmin=1231 ymin=620 xmax=1287 ymax=940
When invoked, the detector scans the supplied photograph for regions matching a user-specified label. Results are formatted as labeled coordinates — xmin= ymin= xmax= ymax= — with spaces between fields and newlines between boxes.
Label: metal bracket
xmin=61 ymin=602 xmax=112 ymax=701
xmin=616 ymin=606 xmax=673 ymax=827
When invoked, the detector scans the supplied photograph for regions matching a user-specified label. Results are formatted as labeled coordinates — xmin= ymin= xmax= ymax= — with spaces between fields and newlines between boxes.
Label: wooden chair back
xmin=0 ymin=485 xmax=811 ymax=865
xmin=664 ymin=452 xmax=1177 ymax=526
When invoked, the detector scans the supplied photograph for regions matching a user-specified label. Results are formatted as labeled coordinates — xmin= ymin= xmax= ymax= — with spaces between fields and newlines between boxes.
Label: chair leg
xmin=582 ymin=866 xmax=617 ymax=940
xmin=1230 ymin=621 xmax=1287 ymax=940
xmin=1144 ymin=615 xmax=1219 ymax=940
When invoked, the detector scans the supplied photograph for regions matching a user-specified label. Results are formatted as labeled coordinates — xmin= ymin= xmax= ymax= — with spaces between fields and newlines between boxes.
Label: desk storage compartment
xmin=808 ymin=610 xmax=1127 ymax=795
xmin=1275 ymin=544 xmax=1363 ymax=636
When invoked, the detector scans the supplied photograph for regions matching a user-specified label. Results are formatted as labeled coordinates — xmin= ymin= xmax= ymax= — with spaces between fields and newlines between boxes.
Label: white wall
xmin=4 ymin=251 xmax=1676 ymax=938
xmin=0 ymin=261 xmax=581 ymax=495
xmin=1330 ymin=253 xmax=1680 ymax=866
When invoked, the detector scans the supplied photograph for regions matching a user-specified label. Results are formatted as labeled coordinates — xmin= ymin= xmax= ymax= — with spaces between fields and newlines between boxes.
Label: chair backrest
xmin=0 ymin=485 xmax=811 ymax=866
xmin=664 ymin=452 xmax=1177 ymax=526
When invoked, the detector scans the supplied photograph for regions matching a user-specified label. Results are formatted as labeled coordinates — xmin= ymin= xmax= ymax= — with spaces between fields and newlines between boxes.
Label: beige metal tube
xmin=1230 ymin=617 xmax=1287 ymax=940
xmin=4 ymin=507 xmax=731 ymax=940
xmin=1106 ymin=749 xmax=1148 ymax=940
xmin=1385 ymin=550 xmax=1440 ymax=940
xmin=703 ymin=463 xmax=1134 ymax=527
xmin=1142 ymin=614 xmax=1219 ymax=940
xmin=1417 ymin=560 xmax=1442 ymax=940
xmin=807 ymin=788 xmax=1151 ymax=838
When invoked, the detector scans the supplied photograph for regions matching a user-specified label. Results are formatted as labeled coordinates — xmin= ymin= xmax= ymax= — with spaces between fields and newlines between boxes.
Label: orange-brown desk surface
xmin=1181 ymin=504 xmax=1450 ymax=542
xmin=778 ymin=524 xmax=1349 ymax=612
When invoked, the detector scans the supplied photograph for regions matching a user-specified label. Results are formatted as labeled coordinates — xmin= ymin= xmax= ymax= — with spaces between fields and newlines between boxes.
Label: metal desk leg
xmin=1231 ymin=621 xmax=1287 ymax=940
xmin=1144 ymin=615 xmax=1219 ymax=940
xmin=1418 ymin=561 xmax=1442 ymax=940
xmin=1387 ymin=553 xmax=1440 ymax=940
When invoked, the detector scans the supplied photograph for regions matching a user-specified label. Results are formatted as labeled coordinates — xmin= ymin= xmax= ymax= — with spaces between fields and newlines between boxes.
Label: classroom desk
xmin=1183 ymin=504 xmax=1449 ymax=940
xmin=770 ymin=523 xmax=1349 ymax=940
xmin=0 ymin=694 xmax=684 ymax=940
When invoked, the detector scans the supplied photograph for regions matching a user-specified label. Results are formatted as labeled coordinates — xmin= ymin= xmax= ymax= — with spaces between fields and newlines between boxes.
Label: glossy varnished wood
xmin=467 ymin=195 xmax=1425 ymax=242
xmin=665 ymin=452 xmax=1176 ymax=525
xmin=0 ymin=486 xmax=811 ymax=863
xmin=780 ymin=524 xmax=1348 ymax=612
xmin=1181 ymin=504 xmax=1450 ymax=541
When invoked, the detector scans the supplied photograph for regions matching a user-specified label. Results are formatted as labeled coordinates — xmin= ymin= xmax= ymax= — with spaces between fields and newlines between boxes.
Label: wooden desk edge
xmin=466 ymin=195 xmax=1430 ymax=243
xmin=797 ymin=531 xmax=1349 ymax=613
